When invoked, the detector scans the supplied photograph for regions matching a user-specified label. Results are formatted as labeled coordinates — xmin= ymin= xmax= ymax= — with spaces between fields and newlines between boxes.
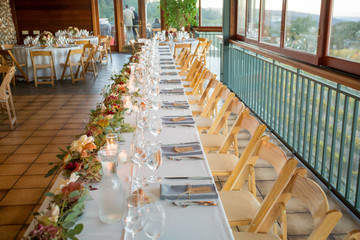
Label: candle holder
xmin=106 ymin=133 xmax=118 ymax=150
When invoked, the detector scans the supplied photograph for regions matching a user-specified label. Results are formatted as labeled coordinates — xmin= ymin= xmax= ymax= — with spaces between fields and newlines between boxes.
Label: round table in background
xmin=69 ymin=36 xmax=99 ymax=45
xmin=13 ymin=44 xmax=82 ymax=81
xmin=167 ymin=38 xmax=199 ymax=56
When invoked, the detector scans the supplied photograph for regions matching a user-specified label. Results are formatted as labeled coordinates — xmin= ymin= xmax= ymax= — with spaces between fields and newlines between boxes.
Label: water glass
xmin=146 ymin=142 xmax=162 ymax=183
xmin=141 ymin=200 xmax=166 ymax=240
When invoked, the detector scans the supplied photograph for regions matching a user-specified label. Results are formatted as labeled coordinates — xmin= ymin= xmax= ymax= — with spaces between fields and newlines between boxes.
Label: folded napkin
xmin=162 ymin=101 xmax=189 ymax=108
xmin=160 ymin=184 xmax=218 ymax=200
xmin=160 ymin=88 xmax=184 ymax=95
xmin=160 ymin=58 xmax=173 ymax=61
xmin=162 ymin=115 xmax=195 ymax=125
xmin=161 ymin=66 xmax=176 ymax=70
xmin=161 ymin=72 xmax=178 ymax=76
xmin=161 ymin=143 xmax=202 ymax=157
xmin=160 ymin=79 xmax=181 ymax=84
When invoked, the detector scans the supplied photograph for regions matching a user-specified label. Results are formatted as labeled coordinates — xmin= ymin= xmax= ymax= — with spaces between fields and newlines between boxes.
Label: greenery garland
xmin=23 ymin=54 xmax=140 ymax=240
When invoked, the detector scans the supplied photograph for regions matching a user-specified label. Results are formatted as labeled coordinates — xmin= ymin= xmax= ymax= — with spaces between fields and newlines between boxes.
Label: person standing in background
xmin=123 ymin=4 xmax=134 ymax=43
xmin=130 ymin=7 xmax=139 ymax=40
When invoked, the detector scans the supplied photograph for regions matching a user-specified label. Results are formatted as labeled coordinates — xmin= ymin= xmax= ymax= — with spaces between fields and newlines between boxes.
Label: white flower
xmin=54 ymin=173 xmax=80 ymax=195
xmin=106 ymin=114 xmax=114 ymax=120
xmin=43 ymin=203 xmax=60 ymax=223
xmin=70 ymin=135 xmax=94 ymax=153
xmin=101 ymin=103 xmax=106 ymax=113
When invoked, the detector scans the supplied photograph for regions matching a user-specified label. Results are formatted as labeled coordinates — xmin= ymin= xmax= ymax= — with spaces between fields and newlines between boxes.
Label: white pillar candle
xmin=119 ymin=150 xmax=128 ymax=163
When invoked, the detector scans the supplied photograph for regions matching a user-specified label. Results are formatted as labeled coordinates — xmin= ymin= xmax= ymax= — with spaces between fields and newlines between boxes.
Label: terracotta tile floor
xmin=217 ymin=115 xmax=360 ymax=240
xmin=0 ymin=53 xmax=130 ymax=240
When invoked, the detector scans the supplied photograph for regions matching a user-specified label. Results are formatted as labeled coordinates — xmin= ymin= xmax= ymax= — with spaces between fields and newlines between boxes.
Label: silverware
xmin=172 ymin=201 xmax=217 ymax=207
xmin=163 ymin=124 xmax=195 ymax=128
xmin=164 ymin=177 xmax=212 ymax=180
xmin=167 ymin=155 xmax=204 ymax=161
xmin=162 ymin=141 xmax=200 ymax=146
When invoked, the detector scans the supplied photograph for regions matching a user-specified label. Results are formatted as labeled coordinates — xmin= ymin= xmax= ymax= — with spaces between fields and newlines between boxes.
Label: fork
xmin=172 ymin=201 xmax=216 ymax=207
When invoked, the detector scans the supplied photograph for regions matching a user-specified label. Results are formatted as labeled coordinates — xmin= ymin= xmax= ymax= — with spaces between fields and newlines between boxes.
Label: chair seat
xmin=206 ymin=153 xmax=238 ymax=174
xmin=194 ymin=117 xmax=212 ymax=128
xmin=200 ymin=133 xmax=225 ymax=149
xmin=34 ymin=64 xmax=51 ymax=68
xmin=187 ymin=94 xmax=201 ymax=104
xmin=220 ymin=190 xmax=260 ymax=223
xmin=184 ymin=87 xmax=193 ymax=93
xmin=232 ymin=232 xmax=280 ymax=240
xmin=190 ymin=104 xmax=204 ymax=112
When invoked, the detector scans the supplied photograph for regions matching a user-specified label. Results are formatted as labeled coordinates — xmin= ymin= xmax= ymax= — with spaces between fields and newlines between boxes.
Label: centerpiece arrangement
xmin=67 ymin=26 xmax=80 ymax=36
xmin=38 ymin=31 xmax=55 ymax=47
xmin=24 ymin=52 xmax=140 ymax=240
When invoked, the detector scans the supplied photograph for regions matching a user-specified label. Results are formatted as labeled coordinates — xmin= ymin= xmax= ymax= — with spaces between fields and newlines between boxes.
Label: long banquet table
xmin=25 ymin=45 xmax=233 ymax=240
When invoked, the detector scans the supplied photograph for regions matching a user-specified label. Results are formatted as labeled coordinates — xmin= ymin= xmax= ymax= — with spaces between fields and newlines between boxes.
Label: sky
xmin=200 ymin=0 xmax=360 ymax=18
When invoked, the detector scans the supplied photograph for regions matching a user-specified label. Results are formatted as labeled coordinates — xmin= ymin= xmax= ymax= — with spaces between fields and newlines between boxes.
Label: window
xmin=246 ymin=0 xmax=260 ymax=39
xmin=237 ymin=0 xmax=246 ymax=35
xmin=260 ymin=0 xmax=282 ymax=46
xmin=235 ymin=0 xmax=360 ymax=75
xmin=284 ymin=0 xmax=321 ymax=54
xmin=198 ymin=0 xmax=223 ymax=27
xmin=146 ymin=0 xmax=161 ymax=38
xmin=98 ymin=0 xmax=116 ymax=45
xmin=328 ymin=0 xmax=360 ymax=63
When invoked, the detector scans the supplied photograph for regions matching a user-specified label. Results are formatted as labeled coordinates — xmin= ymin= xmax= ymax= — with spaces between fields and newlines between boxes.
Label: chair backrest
xmin=30 ymin=50 xmax=52 ymax=57
xmin=190 ymin=68 xmax=212 ymax=94
xmin=152 ymin=28 xmax=161 ymax=37
xmin=222 ymin=135 xmax=288 ymax=192
xmin=208 ymin=97 xmax=245 ymax=135
xmin=0 ymin=66 xmax=15 ymax=99
xmin=173 ymin=43 xmax=191 ymax=59
xmin=83 ymin=43 xmax=94 ymax=55
xmin=106 ymin=36 xmax=113 ymax=48
xmin=69 ymin=48 xmax=84 ymax=56
xmin=248 ymin=171 xmax=342 ymax=240
xmin=75 ymin=40 xmax=90 ymax=45
xmin=197 ymin=78 xmax=221 ymax=105
xmin=200 ymin=85 xmax=231 ymax=118
xmin=1 ymin=44 xmax=13 ymax=50
xmin=184 ymin=58 xmax=202 ymax=82
xmin=0 ymin=50 xmax=12 ymax=65
xmin=99 ymin=37 xmax=108 ymax=45
xmin=197 ymin=37 xmax=207 ymax=42
xmin=217 ymin=108 xmax=266 ymax=158
xmin=190 ymin=41 xmax=208 ymax=63
xmin=346 ymin=230 xmax=360 ymax=240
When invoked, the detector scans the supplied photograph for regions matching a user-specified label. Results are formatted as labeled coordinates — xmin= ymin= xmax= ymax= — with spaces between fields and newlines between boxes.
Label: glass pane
xmin=246 ymin=0 xmax=260 ymax=39
xmin=237 ymin=0 xmax=246 ymax=35
xmin=146 ymin=0 xmax=161 ymax=39
xmin=329 ymin=0 xmax=360 ymax=63
xmin=200 ymin=0 xmax=223 ymax=27
xmin=123 ymin=1 xmax=139 ymax=44
xmin=260 ymin=0 xmax=282 ymax=45
xmin=98 ymin=0 xmax=116 ymax=45
xmin=285 ymin=0 xmax=321 ymax=54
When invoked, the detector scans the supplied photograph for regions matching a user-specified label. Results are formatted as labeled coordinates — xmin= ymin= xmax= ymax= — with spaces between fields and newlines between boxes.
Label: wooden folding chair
xmin=129 ymin=40 xmax=136 ymax=53
xmin=190 ymin=41 xmax=208 ymax=63
xmin=106 ymin=36 xmax=113 ymax=62
xmin=152 ymin=28 xmax=161 ymax=38
xmin=346 ymin=230 xmax=360 ymax=240
xmin=97 ymin=37 xmax=108 ymax=64
xmin=75 ymin=40 xmax=91 ymax=45
xmin=192 ymin=84 xmax=230 ymax=118
xmin=197 ymin=37 xmax=207 ymax=42
xmin=0 ymin=66 xmax=16 ymax=129
xmin=0 ymin=50 xmax=29 ymax=84
xmin=187 ymin=78 xmax=221 ymax=105
xmin=200 ymin=40 xmax=212 ymax=65
xmin=30 ymin=51 xmax=56 ymax=87
xmin=200 ymin=108 xmax=266 ymax=158
xmin=82 ymin=44 xmax=98 ymax=79
xmin=181 ymin=58 xmax=202 ymax=82
xmin=134 ymin=28 xmax=140 ymax=39
xmin=173 ymin=43 xmax=191 ymax=60
xmin=185 ymin=67 xmax=213 ymax=97
xmin=235 ymin=170 xmax=342 ymax=240
xmin=60 ymin=48 xmax=86 ymax=84
xmin=1 ymin=44 xmax=13 ymax=50
xmin=195 ymin=97 xmax=245 ymax=134
xmin=217 ymin=136 xmax=290 ymax=226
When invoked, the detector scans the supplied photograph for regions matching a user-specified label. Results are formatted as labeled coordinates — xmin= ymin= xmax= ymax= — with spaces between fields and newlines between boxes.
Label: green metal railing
xmin=194 ymin=31 xmax=222 ymax=78
xmin=227 ymin=44 xmax=360 ymax=216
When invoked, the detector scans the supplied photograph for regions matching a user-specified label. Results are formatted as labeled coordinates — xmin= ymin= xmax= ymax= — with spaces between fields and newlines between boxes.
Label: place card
xmin=174 ymin=146 xmax=194 ymax=153
xmin=172 ymin=117 xmax=186 ymax=122
xmin=188 ymin=186 xmax=212 ymax=194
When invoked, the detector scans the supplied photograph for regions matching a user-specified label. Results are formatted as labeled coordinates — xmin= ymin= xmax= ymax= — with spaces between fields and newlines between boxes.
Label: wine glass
xmin=146 ymin=142 xmax=162 ymax=183
xmin=149 ymin=116 xmax=163 ymax=140
xmin=150 ymin=95 xmax=162 ymax=111
xmin=123 ymin=193 xmax=145 ymax=238
xmin=141 ymin=200 xmax=166 ymax=240
xmin=136 ymin=110 xmax=149 ymax=133
xmin=131 ymin=138 xmax=149 ymax=188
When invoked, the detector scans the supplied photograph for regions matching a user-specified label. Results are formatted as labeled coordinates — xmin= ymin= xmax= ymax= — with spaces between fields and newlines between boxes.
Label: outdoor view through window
xmin=329 ymin=0 xmax=360 ymax=63
xmin=200 ymin=0 xmax=222 ymax=27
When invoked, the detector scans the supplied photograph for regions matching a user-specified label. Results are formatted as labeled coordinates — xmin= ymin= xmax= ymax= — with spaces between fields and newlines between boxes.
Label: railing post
xmin=222 ymin=0 xmax=231 ymax=85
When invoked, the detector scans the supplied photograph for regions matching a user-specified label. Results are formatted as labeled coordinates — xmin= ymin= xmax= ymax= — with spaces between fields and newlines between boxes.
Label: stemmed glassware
xmin=149 ymin=116 xmax=163 ymax=140
xmin=141 ymin=199 xmax=166 ymax=239
xmin=146 ymin=141 xmax=162 ymax=183
xmin=131 ymin=135 xmax=149 ymax=188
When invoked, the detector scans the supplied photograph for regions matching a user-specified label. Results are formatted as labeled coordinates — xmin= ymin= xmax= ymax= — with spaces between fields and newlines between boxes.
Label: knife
xmin=164 ymin=177 xmax=212 ymax=180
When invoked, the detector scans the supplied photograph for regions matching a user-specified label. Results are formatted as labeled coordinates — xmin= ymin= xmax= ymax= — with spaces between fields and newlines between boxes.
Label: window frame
xmin=196 ymin=0 xmax=223 ymax=29
xmin=234 ymin=0 xmax=360 ymax=76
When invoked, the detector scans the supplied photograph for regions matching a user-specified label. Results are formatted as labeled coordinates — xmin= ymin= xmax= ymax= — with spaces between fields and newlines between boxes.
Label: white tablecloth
xmin=167 ymin=38 xmax=199 ymax=56
xmin=70 ymin=36 xmax=99 ymax=45
xmin=13 ymin=45 xmax=82 ymax=81
xmin=24 ymin=45 xmax=233 ymax=240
